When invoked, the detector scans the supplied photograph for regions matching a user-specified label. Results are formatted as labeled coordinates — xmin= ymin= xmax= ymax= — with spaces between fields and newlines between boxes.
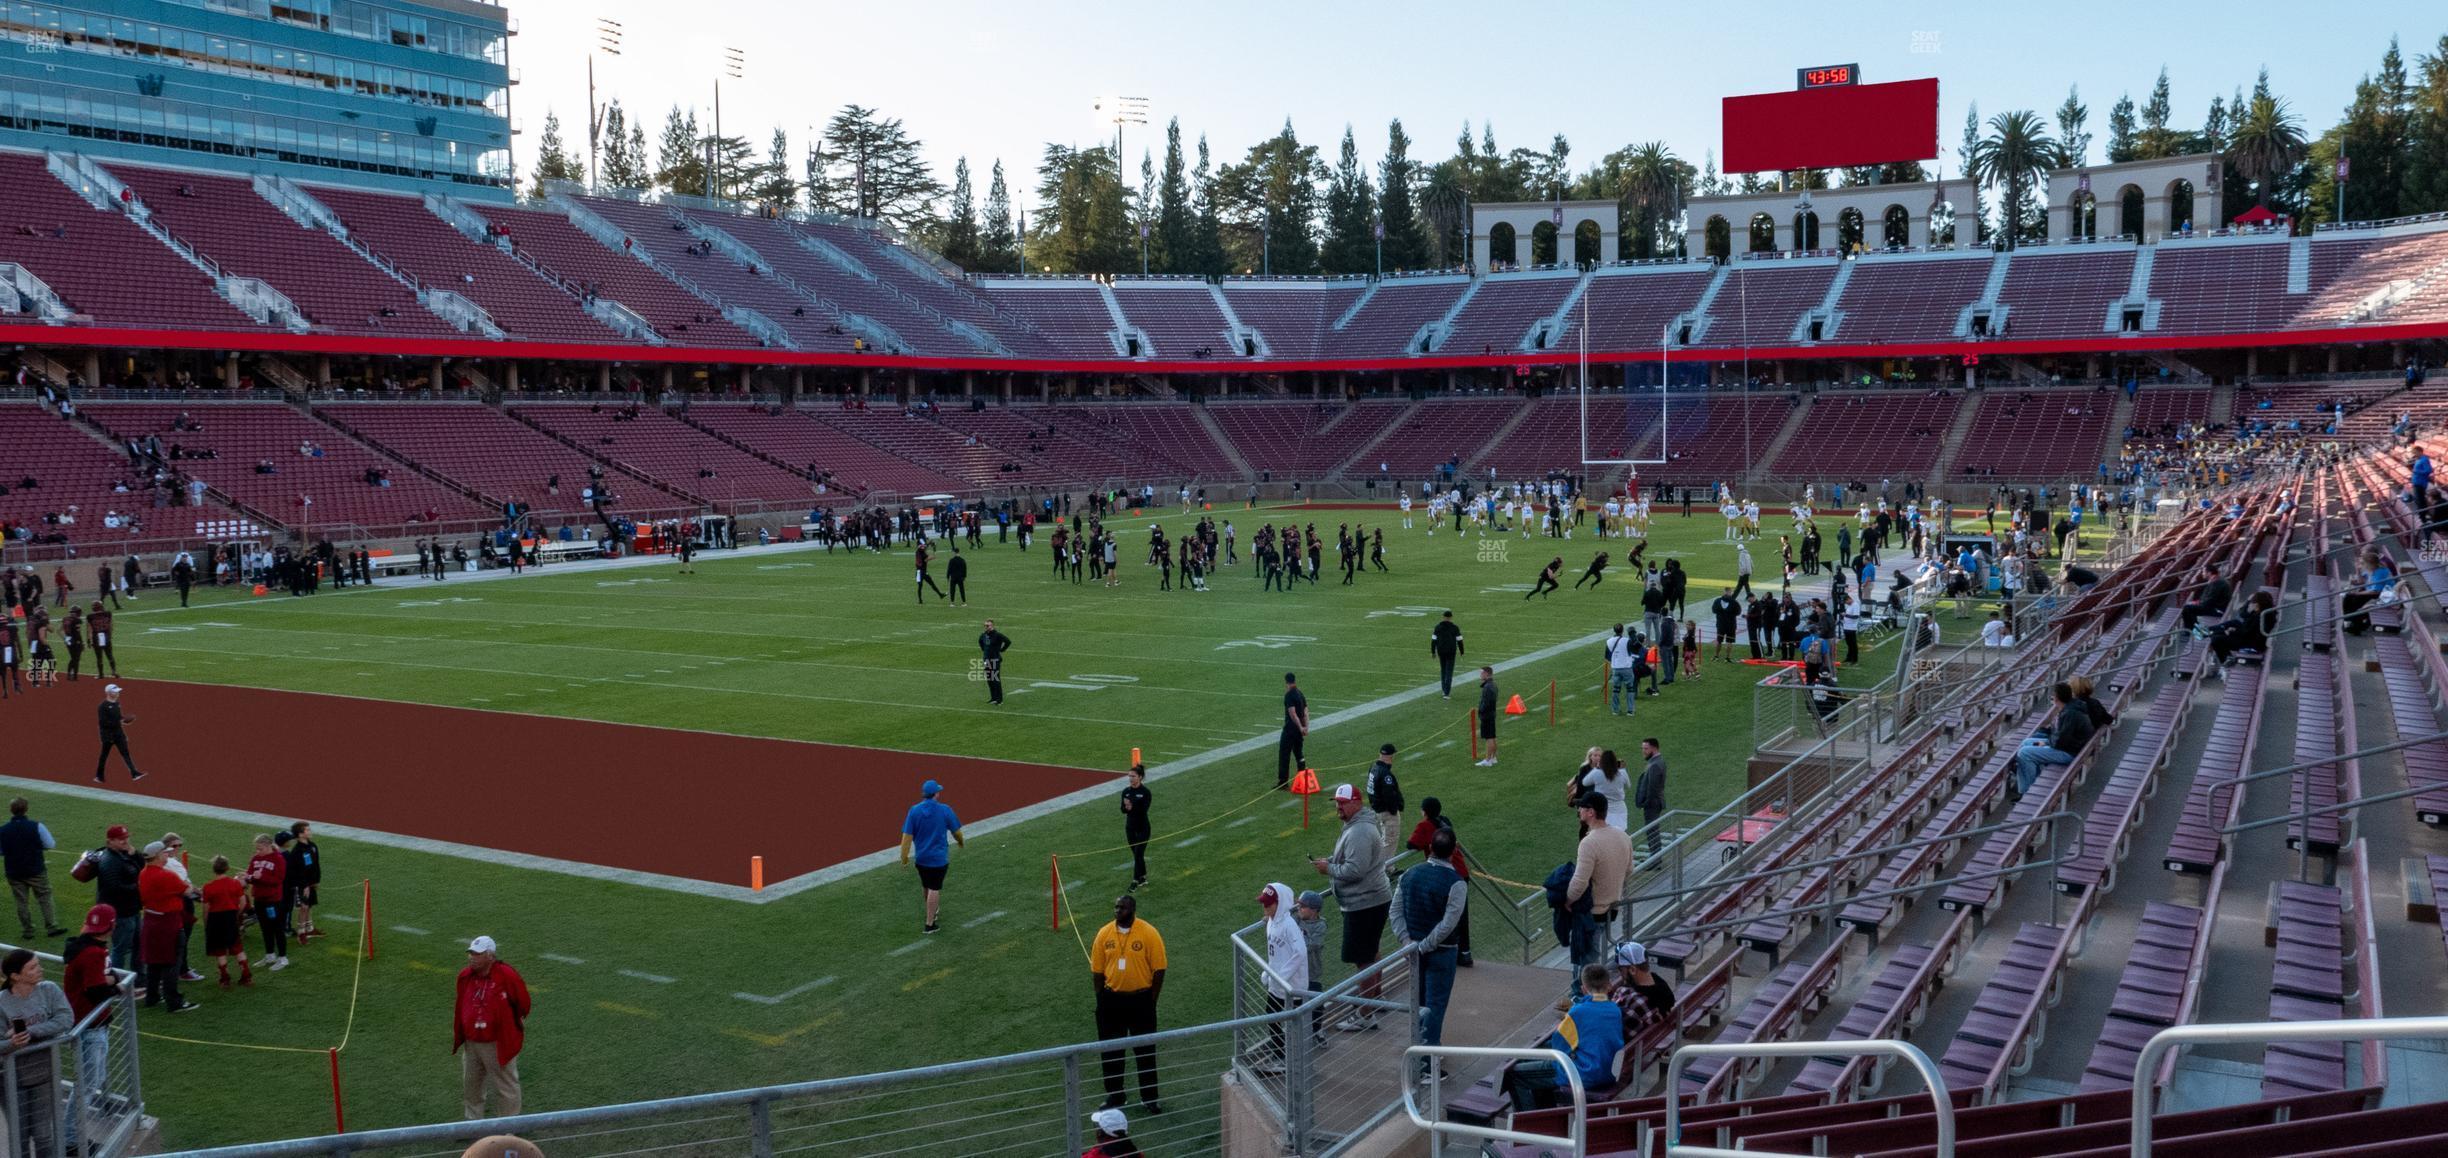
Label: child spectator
xmin=244 ymin=835 xmax=289 ymax=970
xmin=285 ymin=822 xmax=323 ymax=941
xmin=201 ymin=856 xmax=251 ymax=987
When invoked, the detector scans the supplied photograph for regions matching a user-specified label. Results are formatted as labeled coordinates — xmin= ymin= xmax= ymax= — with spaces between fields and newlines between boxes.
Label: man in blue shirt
xmin=2411 ymin=443 xmax=2434 ymax=525
xmin=899 ymin=779 xmax=965 ymax=934
xmin=1509 ymin=964 xmax=1622 ymax=1110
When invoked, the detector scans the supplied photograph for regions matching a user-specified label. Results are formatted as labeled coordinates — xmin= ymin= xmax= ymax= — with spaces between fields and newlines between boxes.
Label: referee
xmin=1088 ymin=894 xmax=1166 ymax=1114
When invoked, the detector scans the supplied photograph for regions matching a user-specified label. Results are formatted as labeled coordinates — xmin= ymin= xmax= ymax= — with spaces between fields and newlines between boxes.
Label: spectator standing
xmin=59 ymin=906 xmax=115 ymax=1155
xmin=1405 ymin=799 xmax=1473 ymax=966
xmin=1391 ymin=829 xmax=1467 ymax=1051
xmin=245 ymin=834 xmax=290 ymax=969
xmin=1118 ymin=765 xmax=1152 ymax=890
xmin=1250 ymin=884 xmax=1307 ymax=1075
xmin=200 ymin=856 xmax=251 ymax=986
xmin=0 ymin=798 xmax=65 ymax=941
xmin=1366 ymin=744 xmax=1405 ymax=864
xmin=0 ymin=948 xmax=75 ymax=1155
xmin=1603 ymin=625 xmax=1638 ymax=716
xmin=1566 ymin=796 xmax=1631 ymax=966
xmin=454 ymin=936 xmax=531 ymax=1120
xmin=1086 ymin=895 xmax=1166 ymax=1114
xmin=136 ymin=842 xmax=196 ymax=1012
xmin=1633 ymin=740 xmax=1668 ymax=857
xmin=159 ymin=833 xmax=202 ymax=982
xmin=286 ymin=821 xmax=323 ymax=940
xmin=78 ymin=825 xmax=144 ymax=975
xmin=1081 ymin=1107 xmax=1140 ymax=1158
xmin=1473 ymin=667 xmax=1500 ymax=767
xmin=898 ymin=779 xmax=965 ymax=935
xmin=1312 ymin=785 xmax=1390 ymax=1029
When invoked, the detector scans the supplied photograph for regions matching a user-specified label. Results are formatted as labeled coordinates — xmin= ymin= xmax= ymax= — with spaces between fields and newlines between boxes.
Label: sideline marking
xmin=1228 ymin=816 xmax=1258 ymax=828
xmin=887 ymin=940 xmax=931 ymax=957
xmin=617 ymin=969 xmax=677 ymax=984
xmin=962 ymin=910 xmax=1007 ymax=929
xmin=733 ymin=975 xmax=835 ymax=1005
xmin=1174 ymin=834 xmax=1207 ymax=848
xmin=390 ymin=925 xmax=430 ymax=936
xmin=540 ymin=953 xmax=588 ymax=966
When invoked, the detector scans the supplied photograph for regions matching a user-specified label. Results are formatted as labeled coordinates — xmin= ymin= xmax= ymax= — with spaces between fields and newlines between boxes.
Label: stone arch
xmin=1529 ymin=220 xmax=1559 ymax=267
xmin=1488 ymin=221 xmax=1517 ymax=269
xmin=1882 ymin=204 xmax=1911 ymax=249
xmin=2069 ymin=190 xmax=2099 ymax=240
xmin=1931 ymin=198 xmax=1958 ymax=246
xmin=1747 ymin=212 xmax=1776 ymax=253
xmin=2164 ymin=179 xmax=2196 ymax=233
xmin=1793 ymin=208 xmax=1821 ymax=251
xmin=1573 ymin=218 xmax=1603 ymax=265
xmin=2116 ymin=184 xmax=2145 ymax=238
xmin=1704 ymin=215 xmax=1732 ymax=263
xmin=1836 ymin=207 xmax=1865 ymax=254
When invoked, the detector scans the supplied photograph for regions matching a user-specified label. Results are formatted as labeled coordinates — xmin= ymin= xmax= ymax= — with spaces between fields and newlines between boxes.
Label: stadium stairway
xmin=1930 ymin=390 xmax=1989 ymax=479
xmin=1749 ymin=393 xmax=1815 ymax=474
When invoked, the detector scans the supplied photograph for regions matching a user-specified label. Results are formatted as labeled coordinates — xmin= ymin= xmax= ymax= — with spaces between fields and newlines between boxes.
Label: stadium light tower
xmin=1095 ymin=96 xmax=1149 ymax=163
xmin=585 ymin=18 xmax=622 ymax=188
xmin=708 ymin=46 xmax=744 ymax=200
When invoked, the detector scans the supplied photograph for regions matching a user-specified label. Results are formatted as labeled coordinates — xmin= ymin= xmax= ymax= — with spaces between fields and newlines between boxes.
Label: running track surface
xmin=4 ymin=680 xmax=1112 ymax=884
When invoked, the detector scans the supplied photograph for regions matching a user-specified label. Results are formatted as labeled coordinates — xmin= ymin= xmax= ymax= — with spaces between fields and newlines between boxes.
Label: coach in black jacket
xmin=978 ymin=620 xmax=1012 ymax=705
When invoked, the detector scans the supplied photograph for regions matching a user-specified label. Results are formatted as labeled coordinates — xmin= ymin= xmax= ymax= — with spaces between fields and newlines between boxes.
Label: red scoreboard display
xmin=1722 ymin=75 xmax=1939 ymax=173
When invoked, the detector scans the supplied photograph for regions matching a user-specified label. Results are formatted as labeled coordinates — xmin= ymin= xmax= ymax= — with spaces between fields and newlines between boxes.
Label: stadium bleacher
xmin=308 ymin=183 xmax=622 ymax=344
xmin=0 ymin=152 xmax=262 ymax=332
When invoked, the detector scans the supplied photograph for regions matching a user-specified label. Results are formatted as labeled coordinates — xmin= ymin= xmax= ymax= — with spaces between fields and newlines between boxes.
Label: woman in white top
xmin=1567 ymin=747 xmax=1631 ymax=832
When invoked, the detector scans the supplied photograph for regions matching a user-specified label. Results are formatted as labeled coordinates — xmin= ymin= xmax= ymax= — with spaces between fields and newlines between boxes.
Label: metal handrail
xmin=1665 ymin=1039 xmax=1950 ymax=1157
xmin=2129 ymin=1017 xmax=2448 ymax=1155
xmin=1403 ymin=1045 xmax=1583 ymax=1156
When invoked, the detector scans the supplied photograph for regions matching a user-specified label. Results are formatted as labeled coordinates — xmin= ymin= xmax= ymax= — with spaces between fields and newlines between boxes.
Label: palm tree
xmin=1419 ymin=167 xmax=1468 ymax=269
xmin=1970 ymin=110 xmax=2057 ymax=249
xmin=2228 ymin=92 xmax=2307 ymax=209
xmin=1616 ymin=142 xmax=1682 ymax=260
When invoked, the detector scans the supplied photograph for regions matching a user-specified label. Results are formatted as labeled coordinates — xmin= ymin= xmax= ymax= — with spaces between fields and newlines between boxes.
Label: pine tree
xmin=1137 ymin=150 xmax=1157 ymax=274
xmin=529 ymin=111 xmax=581 ymax=200
xmin=1217 ymin=120 xmax=1321 ymax=275
xmin=2138 ymin=68 xmax=2177 ymax=159
xmin=1319 ymin=126 xmax=1376 ymax=274
xmin=2056 ymin=87 xmax=2092 ymax=166
xmin=751 ymin=128 xmax=798 ymax=211
xmin=2204 ymin=96 xmax=2229 ymax=153
xmin=1698 ymin=150 xmax=1724 ymax=197
xmin=1377 ymin=118 xmax=1428 ymax=273
xmin=1192 ymin=135 xmax=1225 ymax=276
xmin=1154 ymin=120 xmax=1193 ymax=274
xmin=655 ymin=105 xmax=705 ymax=196
xmin=2107 ymin=94 xmax=2139 ymax=163
xmin=808 ymin=106 xmax=945 ymax=231
xmin=599 ymin=102 xmax=652 ymax=191
xmin=938 ymin=158 xmax=980 ymax=266
xmin=981 ymin=160 xmax=1018 ymax=273
xmin=1958 ymin=102 xmax=1986 ymax=245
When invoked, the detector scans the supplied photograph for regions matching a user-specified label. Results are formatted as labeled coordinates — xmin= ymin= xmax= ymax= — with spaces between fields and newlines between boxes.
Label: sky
xmin=509 ymin=0 xmax=2438 ymax=199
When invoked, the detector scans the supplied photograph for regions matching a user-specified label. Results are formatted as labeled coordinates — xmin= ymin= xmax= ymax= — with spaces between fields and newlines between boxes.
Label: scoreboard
xmin=1797 ymin=63 xmax=1859 ymax=89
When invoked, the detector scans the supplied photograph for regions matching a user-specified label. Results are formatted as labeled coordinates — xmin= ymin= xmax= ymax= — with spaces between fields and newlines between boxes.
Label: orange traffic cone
xmin=251 ymin=584 xmax=269 ymax=596
xmin=1504 ymin=693 xmax=1528 ymax=715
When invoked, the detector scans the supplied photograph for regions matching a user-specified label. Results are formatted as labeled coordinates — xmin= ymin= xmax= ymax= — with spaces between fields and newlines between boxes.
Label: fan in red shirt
xmin=200 ymin=856 xmax=252 ymax=987
xmin=455 ymin=936 xmax=531 ymax=1120
xmin=244 ymin=835 xmax=290 ymax=970
xmin=137 ymin=842 xmax=198 ymax=1012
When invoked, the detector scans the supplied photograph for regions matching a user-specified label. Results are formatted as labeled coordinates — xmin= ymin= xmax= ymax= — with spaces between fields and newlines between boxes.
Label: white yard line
xmin=617 ymin=969 xmax=678 ymax=984
xmin=732 ymin=976 xmax=836 ymax=1005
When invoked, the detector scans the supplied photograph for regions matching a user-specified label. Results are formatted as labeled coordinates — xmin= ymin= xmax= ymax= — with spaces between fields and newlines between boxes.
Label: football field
xmin=6 ymin=502 xmax=1916 ymax=1147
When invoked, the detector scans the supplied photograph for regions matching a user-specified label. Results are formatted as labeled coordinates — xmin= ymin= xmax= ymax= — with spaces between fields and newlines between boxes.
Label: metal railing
xmin=1403 ymin=1045 xmax=1581 ymax=1158
xmin=2129 ymin=1017 xmax=2448 ymax=1155
xmin=1228 ymin=921 xmax=1422 ymax=1154
xmin=1662 ymin=1040 xmax=1950 ymax=1158
xmin=0 ymin=943 xmax=144 ymax=1158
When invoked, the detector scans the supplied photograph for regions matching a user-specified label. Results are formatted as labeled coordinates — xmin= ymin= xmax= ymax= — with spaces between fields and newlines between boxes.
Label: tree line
xmin=526 ymin=29 xmax=2448 ymax=274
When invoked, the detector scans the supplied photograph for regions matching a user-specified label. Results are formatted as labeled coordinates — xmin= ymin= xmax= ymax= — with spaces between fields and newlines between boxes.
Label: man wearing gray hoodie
xmin=1312 ymin=784 xmax=1389 ymax=1031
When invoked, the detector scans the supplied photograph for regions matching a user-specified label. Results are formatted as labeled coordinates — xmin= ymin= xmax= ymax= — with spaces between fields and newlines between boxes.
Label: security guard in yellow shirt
xmin=1088 ymin=894 xmax=1167 ymax=1114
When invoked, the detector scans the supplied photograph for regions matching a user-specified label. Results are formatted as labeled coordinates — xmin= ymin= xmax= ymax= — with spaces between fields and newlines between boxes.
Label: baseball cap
xmin=80 ymin=905 xmax=115 ymax=934
xmin=141 ymin=841 xmax=166 ymax=857
xmin=467 ymin=935 xmax=498 ymax=954
xmin=1297 ymin=890 xmax=1324 ymax=911
xmin=1379 ymin=743 xmax=1398 ymax=756
xmin=921 ymin=779 xmax=942 ymax=797
xmin=105 ymin=825 xmax=129 ymax=841
xmin=1090 ymin=1107 xmax=1128 ymax=1135
xmin=103 ymin=684 xmax=121 ymax=695
xmin=1257 ymin=886 xmax=1278 ymax=905
xmin=1332 ymin=783 xmax=1358 ymax=803
xmin=1615 ymin=941 xmax=1649 ymax=968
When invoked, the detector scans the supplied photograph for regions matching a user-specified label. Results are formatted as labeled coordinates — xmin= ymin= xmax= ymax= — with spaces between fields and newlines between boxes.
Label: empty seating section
xmin=319 ymin=403 xmax=658 ymax=517
xmin=2127 ymin=386 xmax=2212 ymax=439
xmin=1937 ymin=922 xmax=2075 ymax=1097
xmin=2162 ymin=664 xmax=2268 ymax=874
xmin=1701 ymin=263 xmax=1835 ymax=347
xmin=2080 ymin=901 xmax=2207 ymax=1091
xmin=811 ymin=409 xmax=1071 ymax=487
xmin=307 ymin=184 xmax=618 ymax=344
xmin=1832 ymin=257 xmax=1989 ymax=343
xmin=1553 ymin=268 xmax=1712 ymax=350
xmin=976 ymin=285 xmax=1119 ymax=357
xmin=1219 ymin=284 xmax=1361 ymax=358
xmin=687 ymin=211 xmax=966 ymax=355
xmin=797 ymin=221 xmax=1057 ymax=355
xmin=81 ymin=403 xmax=487 ymax=529
xmin=477 ymin=204 xmax=759 ymax=347
xmin=1437 ymin=274 xmax=1576 ymax=354
xmin=1111 ymin=284 xmax=1240 ymax=357
xmin=1478 ymin=398 xmax=1590 ymax=478
xmin=2261 ymin=881 xmax=2351 ymax=1098
xmin=1089 ymin=407 xmax=1241 ymax=478
xmin=1952 ymin=390 xmax=2115 ymax=479
xmin=107 ymin=166 xmax=457 ymax=339
xmin=574 ymin=196 xmax=852 ymax=352
xmin=1203 ymin=401 xmax=1402 ymax=478
xmin=928 ymin=407 xmax=1144 ymax=480
xmin=510 ymin=405 xmax=811 ymax=504
xmin=676 ymin=406 xmax=961 ymax=498
xmin=1646 ymin=395 xmax=1796 ymax=484
xmin=1997 ymin=250 xmax=2131 ymax=339
xmin=0 ymin=405 xmax=215 ymax=543
xmin=2150 ymin=242 xmax=2293 ymax=333
xmin=0 ymin=152 xmax=260 ymax=331
xmin=2232 ymin=381 xmax=2374 ymax=430
xmin=1365 ymin=399 xmax=1514 ymax=476
xmin=1326 ymin=280 xmax=1468 ymax=357
xmin=2296 ymin=231 xmax=2448 ymax=326
xmin=1772 ymin=393 xmax=1956 ymax=479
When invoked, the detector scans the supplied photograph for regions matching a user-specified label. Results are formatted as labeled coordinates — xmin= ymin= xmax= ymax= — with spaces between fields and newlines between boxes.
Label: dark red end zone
xmin=5 ymin=681 xmax=1110 ymax=885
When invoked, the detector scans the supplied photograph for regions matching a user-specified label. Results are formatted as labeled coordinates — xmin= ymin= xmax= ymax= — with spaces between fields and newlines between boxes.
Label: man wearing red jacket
xmin=455 ymin=935 xmax=531 ymax=1120
xmin=61 ymin=905 xmax=117 ymax=1155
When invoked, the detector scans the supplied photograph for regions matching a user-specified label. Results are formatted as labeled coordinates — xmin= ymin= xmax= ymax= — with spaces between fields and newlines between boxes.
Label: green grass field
xmin=26 ymin=503 xmax=1921 ymax=1148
